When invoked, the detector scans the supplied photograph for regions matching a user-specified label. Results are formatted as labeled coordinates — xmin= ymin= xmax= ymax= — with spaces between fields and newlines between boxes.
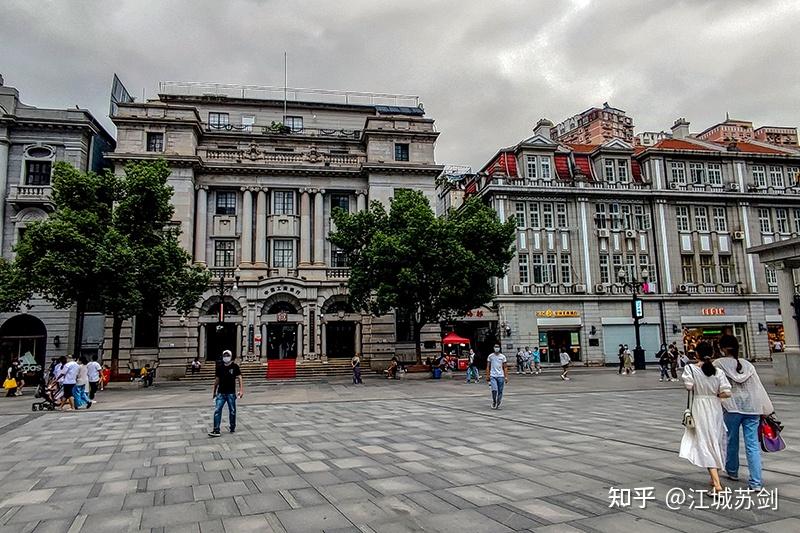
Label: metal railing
xmin=205 ymin=123 xmax=362 ymax=140
xmin=159 ymin=81 xmax=420 ymax=107
xmin=326 ymin=268 xmax=351 ymax=279
xmin=199 ymin=147 xmax=364 ymax=167
xmin=210 ymin=268 xmax=235 ymax=278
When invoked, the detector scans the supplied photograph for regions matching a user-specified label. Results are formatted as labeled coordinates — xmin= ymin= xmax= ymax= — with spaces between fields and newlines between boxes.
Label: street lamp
xmin=618 ymin=266 xmax=649 ymax=370
xmin=215 ymin=267 xmax=241 ymax=332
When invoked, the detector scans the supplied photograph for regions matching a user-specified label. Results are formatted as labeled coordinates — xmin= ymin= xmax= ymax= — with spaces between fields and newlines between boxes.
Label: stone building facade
xmin=0 ymin=77 xmax=114 ymax=370
xmin=107 ymin=82 xmax=442 ymax=378
xmin=452 ymin=117 xmax=800 ymax=365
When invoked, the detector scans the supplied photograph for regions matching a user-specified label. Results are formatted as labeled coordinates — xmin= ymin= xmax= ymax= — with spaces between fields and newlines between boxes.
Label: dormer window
xmin=525 ymin=155 xmax=552 ymax=181
xmin=603 ymin=158 xmax=629 ymax=183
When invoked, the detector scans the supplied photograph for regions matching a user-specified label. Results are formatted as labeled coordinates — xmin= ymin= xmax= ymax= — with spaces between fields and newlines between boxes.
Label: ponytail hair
xmin=695 ymin=341 xmax=716 ymax=377
xmin=718 ymin=334 xmax=742 ymax=373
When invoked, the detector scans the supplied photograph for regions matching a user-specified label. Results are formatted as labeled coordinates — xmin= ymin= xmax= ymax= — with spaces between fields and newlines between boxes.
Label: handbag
xmin=3 ymin=378 xmax=17 ymax=390
xmin=682 ymin=389 xmax=695 ymax=429
xmin=759 ymin=414 xmax=786 ymax=453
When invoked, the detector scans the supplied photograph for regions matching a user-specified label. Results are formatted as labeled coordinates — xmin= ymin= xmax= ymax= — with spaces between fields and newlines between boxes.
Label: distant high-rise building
xmin=553 ymin=103 xmax=634 ymax=144
xmin=699 ymin=117 xmax=798 ymax=147
xmin=634 ymin=131 xmax=672 ymax=147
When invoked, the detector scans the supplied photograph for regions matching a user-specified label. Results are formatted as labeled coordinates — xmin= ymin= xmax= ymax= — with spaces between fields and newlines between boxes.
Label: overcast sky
xmin=2 ymin=0 xmax=799 ymax=169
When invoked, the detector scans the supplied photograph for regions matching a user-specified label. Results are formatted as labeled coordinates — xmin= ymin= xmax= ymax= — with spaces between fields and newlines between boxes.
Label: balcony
xmin=198 ymin=146 xmax=364 ymax=167
xmin=210 ymin=268 xmax=236 ymax=279
xmin=326 ymin=268 xmax=350 ymax=279
xmin=745 ymin=184 xmax=800 ymax=195
xmin=7 ymin=184 xmax=54 ymax=208
xmin=677 ymin=283 xmax=742 ymax=295
xmin=205 ymin=122 xmax=362 ymax=140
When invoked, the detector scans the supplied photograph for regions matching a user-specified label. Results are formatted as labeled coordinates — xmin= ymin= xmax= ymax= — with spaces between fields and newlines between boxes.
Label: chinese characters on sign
xmin=701 ymin=307 xmax=726 ymax=316
xmin=535 ymin=309 xmax=580 ymax=318
xmin=608 ymin=486 xmax=778 ymax=511
xmin=464 ymin=310 xmax=485 ymax=318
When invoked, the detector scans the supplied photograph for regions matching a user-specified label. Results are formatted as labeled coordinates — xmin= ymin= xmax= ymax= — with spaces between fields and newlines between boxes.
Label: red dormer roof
xmin=554 ymin=154 xmax=571 ymax=180
xmin=715 ymin=141 xmax=788 ymax=154
xmin=566 ymin=143 xmax=598 ymax=154
xmin=631 ymin=159 xmax=642 ymax=182
xmin=573 ymin=154 xmax=593 ymax=180
xmin=651 ymin=138 xmax=717 ymax=151
xmin=485 ymin=151 xmax=518 ymax=177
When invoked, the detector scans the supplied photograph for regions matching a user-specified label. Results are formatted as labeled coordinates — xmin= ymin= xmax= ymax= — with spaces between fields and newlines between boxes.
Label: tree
xmin=330 ymin=189 xmax=516 ymax=362
xmin=0 ymin=259 xmax=29 ymax=313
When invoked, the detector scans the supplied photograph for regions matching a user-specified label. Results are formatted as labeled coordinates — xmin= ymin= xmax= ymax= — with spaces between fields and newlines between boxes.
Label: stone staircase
xmin=180 ymin=358 xmax=370 ymax=382
xmin=180 ymin=361 xmax=267 ymax=382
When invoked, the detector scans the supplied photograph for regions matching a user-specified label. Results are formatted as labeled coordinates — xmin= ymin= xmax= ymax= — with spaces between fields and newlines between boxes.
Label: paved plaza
xmin=0 ymin=369 xmax=798 ymax=532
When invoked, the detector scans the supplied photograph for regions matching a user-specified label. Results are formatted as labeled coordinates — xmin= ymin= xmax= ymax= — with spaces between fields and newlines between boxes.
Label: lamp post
xmin=618 ymin=266 xmax=649 ymax=370
xmin=216 ymin=267 xmax=241 ymax=332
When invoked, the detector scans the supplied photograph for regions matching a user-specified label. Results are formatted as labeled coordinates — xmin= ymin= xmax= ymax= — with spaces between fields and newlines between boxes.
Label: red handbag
xmin=759 ymin=414 xmax=786 ymax=453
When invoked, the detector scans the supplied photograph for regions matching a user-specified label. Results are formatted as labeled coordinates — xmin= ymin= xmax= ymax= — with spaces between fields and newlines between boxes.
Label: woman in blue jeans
xmin=713 ymin=335 xmax=774 ymax=490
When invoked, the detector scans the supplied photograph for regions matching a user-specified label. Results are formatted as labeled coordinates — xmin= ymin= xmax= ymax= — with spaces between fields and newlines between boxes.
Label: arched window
xmin=267 ymin=301 xmax=297 ymax=315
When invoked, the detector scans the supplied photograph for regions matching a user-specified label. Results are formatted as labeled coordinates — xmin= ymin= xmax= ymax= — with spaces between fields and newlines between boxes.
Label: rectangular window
xmin=556 ymin=204 xmax=568 ymax=228
xmin=526 ymin=155 xmax=537 ymax=180
xmin=617 ymin=160 xmax=629 ymax=183
xmin=133 ymin=313 xmax=159 ymax=349
xmin=273 ymin=191 xmax=295 ymax=215
xmin=625 ymin=254 xmax=636 ymax=281
xmin=681 ymin=255 xmax=695 ymax=283
xmin=794 ymin=208 xmax=800 ymax=233
xmin=599 ymin=255 xmax=610 ymax=284
xmin=560 ymin=253 xmax=572 ymax=284
xmin=208 ymin=112 xmax=229 ymax=129
xmin=542 ymin=203 xmax=554 ymax=229
xmin=694 ymin=206 xmax=709 ymax=232
xmin=638 ymin=254 xmax=651 ymax=280
xmin=595 ymin=204 xmax=607 ymax=230
xmin=700 ymin=255 xmax=714 ymax=284
xmin=677 ymin=206 xmax=691 ymax=232
xmin=707 ymin=163 xmax=722 ymax=186
xmin=215 ymin=191 xmax=237 ymax=215
xmin=788 ymin=167 xmax=800 ymax=187
xmin=609 ymin=203 xmax=622 ymax=230
xmin=146 ymin=132 xmax=164 ymax=152
xmin=776 ymin=208 xmax=789 ymax=233
xmin=24 ymin=160 xmax=52 ymax=185
xmin=758 ymin=208 xmax=772 ymax=233
xmin=634 ymin=205 xmax=651 ymax=231
xmin=770 ymin=166 xmax=785 ymax=188
xmin=712 ymin=207 xmax=727 ymax=232
xmin=284 ymin=115 xmax=303 ymax=132
xmin=532 ymin=254 xmax=544 ymax=283
xmin=689 ymin=162 xmax=705 ymax=184
xmin=621 ymin=204 xmax=633 ymax=230
xmin=518 ymin=254 xmax=529 ymax=284
xmin=515 ymin=202 xmax=526 ymax=228
xmin=671 ymin=162 xmax=686 ymax=184
xmin=214 ymin=240 xmax=235 ymax=267
xmin=395 ymin=311 xmax=413 ymax=343
xmin=241 ymin=115 xmax=255 ymax=132
xmin=765 ymin=266 xmax=777 ymax=287
xmin=605 ymin=160 xmax=615 ymax=182
xmin=753 ymin=165 xmax=767 ymax=188
xmin=719 ymin=255 xmax=733 ymax=284
xmin=529 ymin=202 xmax=540 ymax=228
xmin=546 ymin=253 xmax=557 ymax=283
xmin=394 ymin=143 xmax=410 ymax=162
xmin=331 ymin=193 xmax=350 ymax=213
xmin=612 ymin=254 xmax=623 ymax=281
xmin=273 ymin=239 xmax=294 ymax=268
xmin=540 ymin=157 xmax=552 ymax=180
xmin=331 ymin=244 xmax=349 ymax=268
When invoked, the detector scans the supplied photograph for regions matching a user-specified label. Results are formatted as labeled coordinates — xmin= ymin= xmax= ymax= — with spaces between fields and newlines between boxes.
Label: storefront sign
xmin=536 ymin=309 xmax=580 ymax=318
xmin=702 ymin=307 xmax=726 ymax=316
xmin=464 ymin=309 xmax=484 ymax=318
xmin=632 ymin=298 xmax=644 ymax=320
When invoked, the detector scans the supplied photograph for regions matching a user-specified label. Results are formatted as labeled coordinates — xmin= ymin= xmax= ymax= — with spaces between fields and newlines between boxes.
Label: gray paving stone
xmin=79 ymin=509 xmax=142 ymax=532
xmin=140 ymin=502 xmax=208 ymax=529
xmin=365 ymin=476 xmax=431 ymax=496
xmin=274 ymin=503 xmax=352 ymax=532
xmin=233 ymin=493 xmax=291 ymax=515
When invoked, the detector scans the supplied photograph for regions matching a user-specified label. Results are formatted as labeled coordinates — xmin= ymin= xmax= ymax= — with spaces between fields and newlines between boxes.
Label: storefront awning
xmin=442 ymin=332 xmax=471 ymax=345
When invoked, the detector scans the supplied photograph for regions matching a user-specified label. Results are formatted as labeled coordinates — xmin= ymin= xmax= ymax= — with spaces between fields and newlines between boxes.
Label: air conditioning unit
xmin=727 ymin=182 xmax=739 ymax=192
xmin=625 ymin=229 xmax=636 ymax=239
xmin=732 ymin=231 xmax=745 ymax=240
xmin=574 ymin=283 xmax=587 ymax=294
xmin=596 ymin=228 xmax=610 ymax=238
xmin=677 ymin=283 xmax=689 ymax=293
xmin=595 ymin=283 xmax=607 ymax=294
xmin=669 ymin=181 xmax=680 ymax=190
xmin=512 ymin=284 xmax=523 ymax=294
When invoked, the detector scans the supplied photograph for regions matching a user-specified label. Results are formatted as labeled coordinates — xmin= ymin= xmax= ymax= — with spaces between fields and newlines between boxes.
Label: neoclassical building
xmin=0 ymin=77 xmax=115 ymax=369
xmin=107 ymin=82 xmax=441 ymax=377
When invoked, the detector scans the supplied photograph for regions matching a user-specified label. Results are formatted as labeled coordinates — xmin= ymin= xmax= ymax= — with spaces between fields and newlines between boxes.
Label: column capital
xmin=317 ymin=189 xmax=326 ymax=195
xmin=195 ymin=184 xmax=208 ymax=191
xmin=356 ymin=189 xmax=367 ymax=197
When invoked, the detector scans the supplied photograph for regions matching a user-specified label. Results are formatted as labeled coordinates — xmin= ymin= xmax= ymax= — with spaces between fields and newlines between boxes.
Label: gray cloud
xmin=2 ymin=0 xmax=799 ymax=169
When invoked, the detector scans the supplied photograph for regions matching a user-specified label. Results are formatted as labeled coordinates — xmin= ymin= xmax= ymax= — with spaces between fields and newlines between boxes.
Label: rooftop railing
xmin=205 ymin=122 xmax=362 ymax=140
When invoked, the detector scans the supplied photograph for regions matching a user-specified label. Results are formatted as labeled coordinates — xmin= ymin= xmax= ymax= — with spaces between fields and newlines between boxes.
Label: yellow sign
xmin=536 ymin=309 xmax=580 ymax=318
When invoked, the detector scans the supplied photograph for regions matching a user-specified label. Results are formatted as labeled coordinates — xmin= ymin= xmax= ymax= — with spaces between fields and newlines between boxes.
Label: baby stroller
xmin=32 ymin=379 xmax=58 ymax=411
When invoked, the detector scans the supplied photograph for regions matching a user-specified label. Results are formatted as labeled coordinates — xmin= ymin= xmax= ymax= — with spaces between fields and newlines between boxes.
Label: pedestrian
xmin=617 ymin=344 xmax=625 ymax=374
xmin=466 ymin=348 xmax=479 ymax=383
xmin=100 ymin=365 xmax=111 ymax=390
xmin=523 ymin=346 xmax=533 ymax=374
xmin=208 ymin=350 xmax=243 ymax=437
xmin=669 ymin=347 xmax=679 ymax=380
xmin=74 ymin=356 xmax=92 ymax=408
xmin=772 ymin=339 xmax=783 ymax=353
xmin=714 ymin=334 xmax=774 ymax=490
xmin=559 ymin=347 xmax=571 ymax=380
xmin=485 ymin=344 xmax=508 ymax=409
xmin=191 ymin=356 xmax=202 ymax=374
xmin=351 ymin=353 xmax=363 ymax=384
xmin=678 ymin=341 xmax=731 ymax=494
xmin=532 ymin=346 xmax=541 ymax=374
xmin=57 ymin=355 xmax=78 ymax=410
xmin=623 ymin=345 xmax=635 ymax=375
xmin=657 ymin=344 xmax=671 ymax=382
xmin=515 ymin=347 xmax=524 ymax=374
xmin=86 ymin=355 xmax=102 ymax=402
xmin=4 ymin=360 xmax=19 ymax=397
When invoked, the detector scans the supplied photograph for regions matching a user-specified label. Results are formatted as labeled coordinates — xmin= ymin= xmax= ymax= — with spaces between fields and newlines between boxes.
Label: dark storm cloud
xmin=2 ymin=0 xmax=799 ymax=169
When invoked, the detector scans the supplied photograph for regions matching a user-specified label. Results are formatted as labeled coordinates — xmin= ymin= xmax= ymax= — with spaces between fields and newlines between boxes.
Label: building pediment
xmin=520 ymin=134 xmax=559 ymax=149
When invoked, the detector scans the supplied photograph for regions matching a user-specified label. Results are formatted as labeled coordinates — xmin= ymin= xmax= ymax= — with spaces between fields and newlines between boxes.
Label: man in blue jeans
xmin=486 ymin=344 xmax=508 ymax=410
xmin=208 ymin=350 xmax=244 ymax=437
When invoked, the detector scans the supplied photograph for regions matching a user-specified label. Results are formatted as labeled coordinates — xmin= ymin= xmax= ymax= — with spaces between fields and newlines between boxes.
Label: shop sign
xmin=536 ymin=309 xmax=580 ymax=318
xmin=464 ymin=309 xmax=485 ymax=318
xmin=702 ymin=307 xmax=726 ymax=316
xmin=632 ymin=298 xmax=644 ymax=319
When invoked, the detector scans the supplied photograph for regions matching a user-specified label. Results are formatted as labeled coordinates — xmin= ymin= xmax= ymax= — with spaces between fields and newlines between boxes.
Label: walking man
xmin=532 ymin=346 xmax=541 ymax=374
xmin=559 ymin=347 xmax=572 ymax=380
xmin=86 ymin=355 xmax=102 ymax=402
xmin=57 ymin=355 xmax=79 ymax=410
xmin=208 ymin=350 xmax=243 ymax=437
xmin=486 ymin=344 xmax=508 ymax=409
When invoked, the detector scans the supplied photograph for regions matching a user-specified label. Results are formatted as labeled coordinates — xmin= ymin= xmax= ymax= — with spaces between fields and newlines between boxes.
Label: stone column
xmin=260 ymin=322 xmax=267 ymax=358
xmin=255 ymin=189 xmax=267 ymax=265
xmin=774 ymin=263 xmax=800 ymax=385
xmin=236 ymin=324 xmax=243 ymax=358
xmin=355 ymin=322 xmax=362 ymax=356
xmin=314 ymin=189 xmax=325 ymax=265
xmin=198 ymin=324 xmax=206 ymax=360
xmin=241 ymin=188 xmax=253 ymax=264
xmin=356 ymin=190 xmax=366 ymax=212
xmin=321 ymin=322 xmax=327 ymax=358
xmin=300 ymin=189 xmax=311 ymax=265
xmin=297 ymin=322 xmax=304 ymax=359
xmin=193 ymin=186 xmax=208 ymax=264
xmin=0 ymin=140 xmax=9 ymax=255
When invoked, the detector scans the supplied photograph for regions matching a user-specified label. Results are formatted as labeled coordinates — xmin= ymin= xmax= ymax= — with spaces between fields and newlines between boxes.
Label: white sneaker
xmin=631 ymin=370 xmax=636 ymax=375
xmin=564 ymin=377 xmax=571 ymax=381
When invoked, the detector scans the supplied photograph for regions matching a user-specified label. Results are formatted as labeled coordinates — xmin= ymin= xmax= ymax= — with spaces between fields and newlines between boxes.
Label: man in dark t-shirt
xmin=208 ymin=350 xmax=243 ymax=437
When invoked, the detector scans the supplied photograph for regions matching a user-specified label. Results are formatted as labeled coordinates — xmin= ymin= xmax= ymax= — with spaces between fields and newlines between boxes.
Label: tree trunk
xmin=110 ymin=314 xmax=122 ymax=378
xmin=413 ymin=319 xmax=423 ymax=364
xmin=72 ymin=298 xmax=86 ymax=357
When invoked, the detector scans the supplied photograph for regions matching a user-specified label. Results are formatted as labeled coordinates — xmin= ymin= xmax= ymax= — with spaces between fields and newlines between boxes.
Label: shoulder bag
xmin=681 ymin=366 xmax=695 ymax=429
xmin=759 ymin=413 xmax=786 ymax=453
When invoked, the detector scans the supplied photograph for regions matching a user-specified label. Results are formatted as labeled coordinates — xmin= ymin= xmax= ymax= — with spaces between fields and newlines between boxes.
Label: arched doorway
xmin=200 ymin=296 xmax=242 ymax=361
xmin=321 ymin=298 xmax=360 ymax=359
xmin=0 ymin=314 xmax=47 ymax=378
xmin=265 ymin=301 xmax=298 ymax=359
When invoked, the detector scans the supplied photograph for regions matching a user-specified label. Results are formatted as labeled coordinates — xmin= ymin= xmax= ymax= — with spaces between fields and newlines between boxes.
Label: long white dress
xmin=678 ymin=364 xmax=732 ymax=468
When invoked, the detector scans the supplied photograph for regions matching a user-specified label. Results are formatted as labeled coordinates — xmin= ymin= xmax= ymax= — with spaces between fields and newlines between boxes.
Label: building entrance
xmin=206 ymin=323 xmax=237 ymax=361
xmin=0 ymin=314 xmax=46 ymax=380
xmin=326 ymin=321 xmax=356 ymax=358
xmin=267 ymin=324 xmax=298 ymax=359
xmin=538 ymin=329 xmax=581 ymax=363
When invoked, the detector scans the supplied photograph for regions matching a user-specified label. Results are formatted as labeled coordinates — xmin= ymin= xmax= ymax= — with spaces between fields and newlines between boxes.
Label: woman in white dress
xmin=679 ymin=341 xmax=732 ymax=493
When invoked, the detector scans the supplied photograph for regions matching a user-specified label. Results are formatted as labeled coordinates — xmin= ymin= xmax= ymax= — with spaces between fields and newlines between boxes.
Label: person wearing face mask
xmin=208 ymin=350 xmax=243 ymax=437
xmin=485 ymin=344 xmax=508 ymax=409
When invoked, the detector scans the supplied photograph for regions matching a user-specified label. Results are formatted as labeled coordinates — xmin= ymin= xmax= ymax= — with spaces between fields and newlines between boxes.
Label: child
xmin=515 ymin=348 xmax=524 ymax=374
xmin=100 ymin=365 xmax=111 ymax=390
xmin=559 ymin=348 xmax=571 ymax=381
xmin=658 ymin=345 xmax=671 ymax=382
xmin=532 ymin=347 xmax=541 ymax=375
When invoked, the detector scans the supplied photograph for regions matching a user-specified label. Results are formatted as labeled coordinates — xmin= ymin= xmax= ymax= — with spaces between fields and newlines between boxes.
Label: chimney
xmin=0 ymin=74 xmax=4 ymax=86
xmin=534 ymin=118 xmax=554 ymax=140
xmin=671 ymin=118 xmax=690 ymax=139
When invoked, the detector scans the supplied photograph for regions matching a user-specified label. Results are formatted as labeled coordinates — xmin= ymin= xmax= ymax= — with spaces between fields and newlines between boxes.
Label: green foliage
xmin=330 ymin=190 xmax=515 ymax=360
xmin=0 ymin=259 xmax=29 ymax=313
